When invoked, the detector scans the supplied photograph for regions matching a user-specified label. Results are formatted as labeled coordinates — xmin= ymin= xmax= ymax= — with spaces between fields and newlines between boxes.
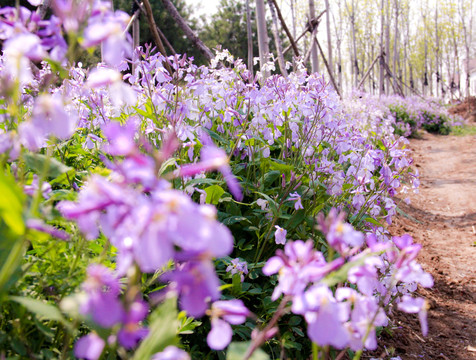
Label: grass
xmin=450 ymin=124 xmax=476 ymax=136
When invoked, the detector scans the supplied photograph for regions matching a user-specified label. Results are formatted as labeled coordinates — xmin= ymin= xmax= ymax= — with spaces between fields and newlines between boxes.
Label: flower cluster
xmin=263 ymin=210 xmax=433 ymax=352
xmin=0 ymin=2 xmax=443 ymax=358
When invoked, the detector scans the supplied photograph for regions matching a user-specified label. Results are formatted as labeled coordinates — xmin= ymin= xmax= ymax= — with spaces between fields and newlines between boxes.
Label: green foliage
xmin=227 ymin=341 xmax=269 ymax=360
xmin=133 ymin=296 xmax=180 ymax=359
xmin=114 ymin=0 xmax=207 ymax=64
xmin=200 ymin=0 xmax=290 ymax=71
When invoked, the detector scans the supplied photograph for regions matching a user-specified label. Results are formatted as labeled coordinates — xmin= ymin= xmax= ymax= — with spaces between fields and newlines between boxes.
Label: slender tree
xmin=267 ymin=0 xmax=288 ymax=76
xmin=246 ymin=0 xmax=254 ymax=74
xmin=255 ymin=0 xmax=270 ymax=77
xmin=308 ymin=0 xmax=319 ymax=73
xmin=324 ymin=0 xmax=333 ymax=79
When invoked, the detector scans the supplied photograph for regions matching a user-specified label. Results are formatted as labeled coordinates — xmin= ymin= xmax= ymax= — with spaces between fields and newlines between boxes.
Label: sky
xmin=186 ymin=0 xmax=221 ymax=19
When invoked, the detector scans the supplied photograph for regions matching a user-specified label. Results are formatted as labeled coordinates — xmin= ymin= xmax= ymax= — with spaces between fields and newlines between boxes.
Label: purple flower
xmin=351 ymin=297 xmax=387 ymax=350
xmin=26 ymin=218 xmax=70 ymax=241
xmin=0 ymin=131 xmax=20 ymax=160
xmin=317 ymin=209 xmax=364 ymax=255
xmin=274 ymin=225 xmax=287 ymax=245
xmin=117 ymin=300 xmax=149 ymax=349
xmin=80 ymin=265 xmax=123 ymax=328
xmin=292 ymin=285 xmax=350 ymax=349
xmin=347 ymin=256 xmax=384 ymax=296
xmin=74 ymin=333 xmax=105 ymax=360
xmin=87 ymin=67 xmax=137 ymax=106
xmin=102 ymin=120 xmax=137 ymax=156
xmin=31 ymin=94 xmax=77 ymax=140
xmin=263 ymin=240 xmax=344 ymax=300
xmin=81 ymin=9 xmax=131 ymax=67
xmin=392 ymin=234 xmax=421 ymax=268
xmin=207 ymin=300 xmax=250 ymax=350
xmin=226 ymin=258 xmax=248 ymax=282
xmin=52 ymin=0 xmax=92 ymax=33
xmin=18 ymin=122 xmax=46 ymax=151
xmin=288 ymin=192 xmax=303 ymax=210
xmin=23 ymin=175 xmax=52 ymax=199
xmin=168 ymin=260 xmax=220 ymax=317
xmin=397 ymin=295 xmax=429 ymax=336
xmin=59 ymin=175 xmax=128 ymax=240
xmin=151 ymin=346 xmax=190 ymax=360
xmin=180 ymin=143 xmax=243 ymax=201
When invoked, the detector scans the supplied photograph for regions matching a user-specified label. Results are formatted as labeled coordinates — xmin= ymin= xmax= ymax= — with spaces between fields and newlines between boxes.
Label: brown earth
xmin=449 ymin=96 xmax=476 ymax=122
xmin=370 ymin=131 xmax=476 ymax=359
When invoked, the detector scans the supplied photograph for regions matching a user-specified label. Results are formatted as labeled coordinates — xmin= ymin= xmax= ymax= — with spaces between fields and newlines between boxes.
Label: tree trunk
xmin=36 ymin=0 xmax=51 ymax=19
xmin=291 ymin=0 xmax=296 ymax=39
xmin=379 ymin=0 xmax=385 ymax=95
xmin=160 ymin=0 xmax=214 ymax=61
xmin=350 ymin=0 xmax=359 ymax=87
xmin=132 ymin=12 xmax=140 ymax=73
xmin=269 ymin=0 xmax=299 ymax=56
xmin=324 ymin=0 xmax=333 ymax=79
xmin=315 ymin=38 xmax=341 ymax=97
xmin=435 ymin=2 xmax=439 ymax=97
xmin=336 ymin=0 xmax=343 ymax=92
xmin=308 ymin=0 xmax=319 ymax=73
xmin=255 ymin=0 xmax=270 ymax=77
xmin=267 ymin=0 xmax=288 ymax=76
xmin=246 ymin=0 xmax=254 ymax=75
xmin=385 ymin=0 xmax=390 ymax=93
xmin=393 ymin=0 xmax=399 ymax=94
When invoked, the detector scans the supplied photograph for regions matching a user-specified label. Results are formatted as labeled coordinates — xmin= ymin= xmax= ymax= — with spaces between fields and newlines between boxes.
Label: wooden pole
xmin=315 ymin=38 xmax=341 ymax=97
xmin=267 ymin=0 xmax=288 ymax=76
xmin=283 ymin=11 xmax=326 ymax=56
xmin=255 ymin=0 xmax=270 ymax=78
xmin=269 ymin=0 xmax=299 ymax=56
xmin=246 ymin=0 xmax=254 ymax=75
xmin=160 ymin=0 xmax=214 ymax=61
xmin=357 ymin=55 xmax=380 ymax=90
xmin=142 ymin=0 xmax=172 ymax=74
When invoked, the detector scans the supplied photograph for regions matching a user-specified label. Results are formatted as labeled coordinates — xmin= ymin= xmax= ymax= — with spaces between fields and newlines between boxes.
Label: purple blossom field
xmin=0 ymin=1 xmax=465 ymax=359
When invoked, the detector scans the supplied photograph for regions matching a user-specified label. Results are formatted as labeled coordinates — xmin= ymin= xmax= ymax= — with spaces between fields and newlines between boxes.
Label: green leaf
xmin=269 ymin=160 xmax=293 ymax=175
xmin=227 ymin=341 xmax=269 ymax=360
xmin=254 ymin=192 xmax=278 ymax=215
xmin=203 ymin=128 xmax=226 ymax=144
xmin=263 ymin=170 xmax=281 ymax=188
xmin=23 ymin=153 xmax=74 ymax=180
xmin=10 ymin=296 xmax=66 ymax=324
xmin=205 ymin=185 xmax=225 ymax=205
xmin=186 ymin=177 xmax=221 ymax=186
xmin=132 ymin=296 xmax=179 ymax=360
xmin=321 ymin=254 xmax=373 ymax=287
xmin=159 ymin=157 xmax=177 ymax=176
xmin=363 ymin=216 xmax=382 ymax=227
xmin=222 ymin=216 xmax=251 ymax=226
xmin=285 ymin=210 xmax=305 ymax=230
xmin=0 ymin=171 xmax=25 ymax=235
xmin=232 ymin=273 xmax=242 ymax=295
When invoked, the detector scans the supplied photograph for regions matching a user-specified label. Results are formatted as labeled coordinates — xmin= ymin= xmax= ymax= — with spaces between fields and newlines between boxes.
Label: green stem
xmin=312 ymin=342 xmax=319 ymax=360
xmin=0 ymin=237 xmax=27 ymax=294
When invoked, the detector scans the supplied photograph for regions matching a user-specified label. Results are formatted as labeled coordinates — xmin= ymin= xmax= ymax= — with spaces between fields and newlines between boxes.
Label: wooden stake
xmin=315 ymin=38 xmax=341 ymax=97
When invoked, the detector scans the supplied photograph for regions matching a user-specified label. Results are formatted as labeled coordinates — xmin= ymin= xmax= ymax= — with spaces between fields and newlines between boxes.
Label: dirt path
xmin=376 ymin=132 xmax=476 ymax=359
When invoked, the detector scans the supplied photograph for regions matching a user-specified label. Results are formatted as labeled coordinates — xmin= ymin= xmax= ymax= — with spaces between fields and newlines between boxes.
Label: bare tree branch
xmin=160 ymin=0 xmax=214 ymax=61
xmin=269 ymin=0 xmax=299 ymax=56
xmin=246 ymin=0 xmax=254 ymax=75
xmin=267 ymin=0 xmax=288 ymax=76
xmin=283 ymin=10 xmax=325 ymax=55
xmin=142 ymin=0 xmax=172 ymax=74
xmin=315 ymin=38 xmax=341 ymax=97
xmin=36 ymin=0 xmax=51 ymax=20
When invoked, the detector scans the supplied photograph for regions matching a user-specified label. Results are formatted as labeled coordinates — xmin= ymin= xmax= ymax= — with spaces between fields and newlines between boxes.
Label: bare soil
xmin=449 ymin=96 xmax=476 ymax=122
xmin=371 ymin=131 xmax=476 ymax=359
